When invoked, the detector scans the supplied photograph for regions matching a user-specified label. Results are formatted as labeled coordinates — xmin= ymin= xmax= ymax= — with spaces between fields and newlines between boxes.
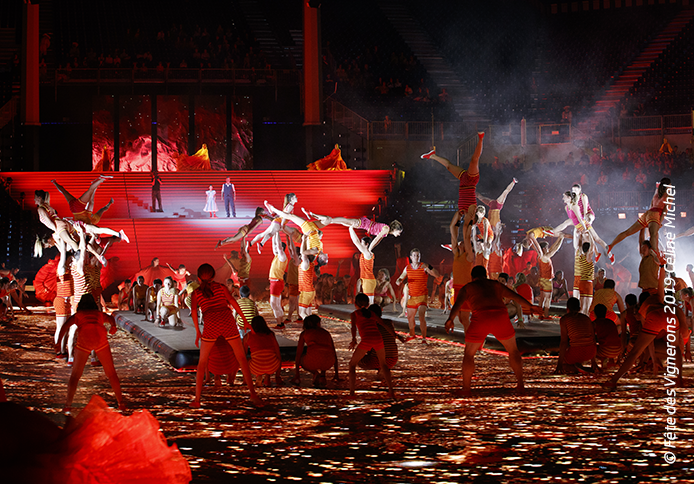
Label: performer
xmin=243 ymin=316 xmax=282 ymax=387
xmin=528 ymin=236 xmax=563 ymax=318
xmin=132 ymin=275 xmax=149 ymax=314
xmin=477 ymin=178 xmax=517 ymax=231
xmin=151 ymin=170 xmax=163 ymax=212
xmin=291 ymin=314 xmax=340 ymax=387
xmin=298 ymin=235 xmax=317 ymax=320
xmin=156 ymin=276 xmax=182 ymax=329
xmin=395 ymin=248 xmax=440 ymax=343
xmin=444 ymin=265 xmax=543 ymax=395
xmin=477 ymin=178 xmax=517 ymax=257
xmin=555 ymin=298 xmax=597 ymax=374
xmin=421 ymin=131 xmax=484 ymax=214
xmin=264 ymin=201 xmax=329 ymax=258
xmin=513 ymin=225 xmax=556 ymax=258
xmin=470 ymin=205 xmax=493 ymax=270
xmin=358 ymin=304 xmax=402 ymax=373
xmin=215 ymin=207 xmax=270 ymax=248
xmin=374 ymin=269 xmax=397 ymax=312
xmin=144 ymin=279 xmax=162 ymax=322
xmin=34 ymin=190 xmax=107 ymax=266
xmin=348 ymin=226 xmax=380 ymax=305
xmin=203 ymin=185 xmax=218 ymax=218
xmin=189 ymin=263 xmax=262 ymax=407
xmin=445 ymin=206 xmax=475 ymax=330
xmin=166 ymin=263 xmax=190 ymax=291
xmin=307 ymin=143 xmax=349 ymax=171
xmin=54 ymin=239 xmax=73 ymax=358
xmin=51 ymin=176 xmax=113 ymax=224
xmin=268 ymin=232 xmax=288 ymax=328
xmin=56 ymin=294 xmax=124 ymax=413
xmin=605 ymin=266 xmax=686 ymax=389
xmin=608 ymin=178 xmax=672 ymax=257
xmin=549 ymin=191 xmax=612 ymax=262
xmin=575 ymin=241 xmax=596 ymax=315
xmin=348 ymin=293 xmax=395 ymax=398
xmin=250 ymin=194 xmax=297 ymax=254
xmin=305 ymin=211 xmax=403 ymax=244
xmin=222 ymin=177 xmax=236 ymax=217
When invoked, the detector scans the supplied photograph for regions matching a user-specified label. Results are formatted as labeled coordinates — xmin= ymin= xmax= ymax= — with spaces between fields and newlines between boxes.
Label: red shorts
xmin=578 ymin=280 xmax=593 ymax=297
xmin=573 ymin=276 xmax=580 ymax=292
xmin=465 ymin=308 xmax=515 ymax=344
xmin=68 ymin=198 xmax=88 ymax=214
xmin=54 ymin=297 xmax=71 ymax=317
xmin=564 ymin=345 xmax=597 ymax=365
xmin=269 ymin=279 xmax=284 ymax=297
xmin=407 ymin=294 xmax=427 ymax=309
xmin=75 ymin=323 xmax=109 ymax=353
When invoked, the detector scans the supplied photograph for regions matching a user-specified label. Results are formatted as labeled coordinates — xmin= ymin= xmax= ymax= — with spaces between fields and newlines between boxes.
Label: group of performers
xmin=23 ymin=133 xmax=692 ymax=412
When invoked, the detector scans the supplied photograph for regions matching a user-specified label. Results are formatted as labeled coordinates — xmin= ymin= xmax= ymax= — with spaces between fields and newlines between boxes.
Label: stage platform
xmin=9 ymin=170 xmax=394 ymax=283
xmin=318 ymin=304 xmax=563 ymax=354
xmin=113 ymin=310 xmax=298 ymax=370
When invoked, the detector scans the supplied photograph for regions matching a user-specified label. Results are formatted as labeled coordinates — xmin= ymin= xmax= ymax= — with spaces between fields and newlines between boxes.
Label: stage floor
xmin=115 ymin=302 xmax=562 ymax=369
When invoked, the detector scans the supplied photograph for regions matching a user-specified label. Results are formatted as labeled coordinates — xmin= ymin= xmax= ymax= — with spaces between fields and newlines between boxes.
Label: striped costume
xmin=191 ymin=282 xmax=240 ymax=343
xmin=406 ymin=263 xmax=429 ymax=309
xmin=359 ymin=254 xmax=376 ymax=296
xmin=247 ymin=332 xmax=281 ymax=375
xmin=299 ymin=261 xmax=316 ymax=308
xmin=54 ymin=272 xmax=73 ymax=317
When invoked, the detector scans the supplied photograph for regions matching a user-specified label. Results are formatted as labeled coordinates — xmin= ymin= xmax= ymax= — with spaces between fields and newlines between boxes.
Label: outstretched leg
xmin=77 ymin=177 xmax=108 ymax=211
xmin=93 ymin=198 xmax=114 ymax=221
xmin=216 ymin=226 xmax=250 ymax=248
xmin=496 ymin=178 xmax=517 ymax=205
xmin=608 ymin=220 xmax=643 ymax=252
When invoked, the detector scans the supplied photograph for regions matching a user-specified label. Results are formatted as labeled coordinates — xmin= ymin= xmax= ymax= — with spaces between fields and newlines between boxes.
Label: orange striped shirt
xmin=407 ymin=263 xmax=428 ymax=298
xmin=56 ymin=273 xmax=73 ymax=298
xmin=359 ymin=254 xmax=375 ymax=280
xmin=539 ymin=258 xmax=553 ymax=280
xmin=299 ymin=261 xmax=315 ymax=292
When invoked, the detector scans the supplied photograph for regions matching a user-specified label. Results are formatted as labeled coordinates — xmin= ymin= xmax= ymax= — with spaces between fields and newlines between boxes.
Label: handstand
xmin=421 ymin=131 xmax=484 ymax=214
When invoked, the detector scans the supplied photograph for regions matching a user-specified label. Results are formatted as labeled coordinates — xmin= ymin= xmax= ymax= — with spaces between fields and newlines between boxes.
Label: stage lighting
xmin=638 ymin=213 xmax=643 ymax=218
xmin=618 ymin=213 xmax=626 ymax=219
xmin=681 ymin=212 xmax=687 ymax=218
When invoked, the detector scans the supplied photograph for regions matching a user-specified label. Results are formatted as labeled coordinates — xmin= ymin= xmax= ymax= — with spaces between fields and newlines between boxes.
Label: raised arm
xmin=272 ymin=232 xmax=287 ymax=262
xmin=395 ymin=265 xmax=408 ymax=286
xmin=546 ymin=236 xmax=564 ymax=259
xmin=348 ymin=226 xmax=371 ymax=258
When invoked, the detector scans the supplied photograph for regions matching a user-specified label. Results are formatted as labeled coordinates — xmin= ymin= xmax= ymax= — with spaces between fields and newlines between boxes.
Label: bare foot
xmin=250 ymin=396 xmax=265 ymax=408
xmin=118 ymin=402 xmax=127 ymax=411
xmin=453 ymin=389 xmax=472 ymax=397
xmin=189 ymin=400 xmax=201 ymax=409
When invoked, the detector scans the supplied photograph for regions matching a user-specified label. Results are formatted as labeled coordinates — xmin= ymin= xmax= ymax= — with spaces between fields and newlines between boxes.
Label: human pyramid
xmin=33 ymin=134 xmax=688 ymax=411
